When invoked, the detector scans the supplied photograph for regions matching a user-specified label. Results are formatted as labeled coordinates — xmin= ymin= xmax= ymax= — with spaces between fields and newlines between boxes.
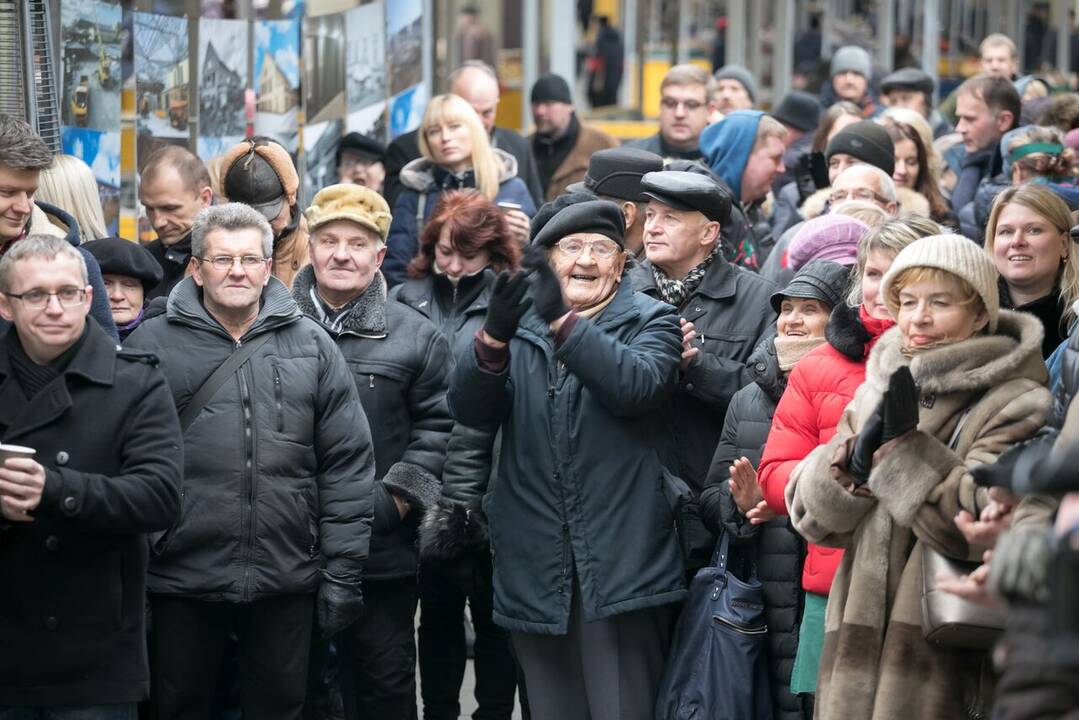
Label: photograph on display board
xmin=61 ymin=127 xmax=121 ymax=236
xmin=346 ymin=2 xmax=385 ymax=112
xmin=390 ymin=83 xmax=427 ymax=139
xmin=303 ymin=14 xmax=346 ymax=126
xmin=61 ymin=0 xmax=121 ymax=131
xmin=302 ymin=119 xmax=343 ymax=206
xmin=134 ymin=11 xmax=190 ymax=142
xmin=255 ymin=18 xmax=301 ymax=153
xmin=347 ymin=101 xmax=387 ymax=141
xmin=198 ymin=18 xmax=249 ymax=139
xmin=386 ymin=0 xmax=422 ymax=96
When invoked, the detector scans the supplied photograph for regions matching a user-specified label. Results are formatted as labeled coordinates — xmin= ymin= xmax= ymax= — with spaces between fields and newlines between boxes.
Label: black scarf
xmin=5 ymin=324 xmax=88 ymax=400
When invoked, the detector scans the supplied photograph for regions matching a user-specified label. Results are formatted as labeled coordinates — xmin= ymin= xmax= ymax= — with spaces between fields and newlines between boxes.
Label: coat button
xmin=62 ymin=496 xmax=77 ymax=513
xmin=56 ymin=451 xmax=69 ymax=466
xmin=44 ymin=616 xmax=59 ymax=631
xmin=755 ymin=363 xmax=766 ymax=372
xmin=686 ymin=382 xmax=695 ymax=391
xmin=45 ymin=535 xmax=60 ymax=552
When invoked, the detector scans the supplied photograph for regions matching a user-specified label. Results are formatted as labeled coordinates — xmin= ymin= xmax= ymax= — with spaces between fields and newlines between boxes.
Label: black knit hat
xmin=825 ymin=120 xmax=895 ymax=176
xmin=531 ymin=74 xmax=573 ymax=104
xmin=532 ymin=200 xmax=625 ymax=249
xmin=83 ymin=237 xmax=164 ymax=294
xmin=529 ymin=191 xmax=595 ymax=242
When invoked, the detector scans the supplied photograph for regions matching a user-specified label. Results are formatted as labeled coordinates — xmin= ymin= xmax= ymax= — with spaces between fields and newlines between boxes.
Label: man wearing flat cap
xmin=293 ymin=184 xmax=451 ymax=718
xmin=630 ymin=170 xmax=776 ymax=574
xmin=529 ymin=73 xmax=618 ymax=202
xmin=222 ymin=136 xmax=310 ymax=289
xmin=565 ymin=146 xmax=663 ymax=255
xmin=336 ymin=132 xmax=387 ymax=194
xmin=83 ymin=237 xmax=163 ymax=339
xmin=880 ymin=67 xmax=953 ymax=138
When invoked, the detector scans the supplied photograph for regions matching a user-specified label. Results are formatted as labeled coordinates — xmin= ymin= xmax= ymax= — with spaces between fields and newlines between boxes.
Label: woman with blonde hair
xmin=383 ymin=94 xmax=535 ymax=285
xmin=986 ymin=183 xmax=1079 ymax=358
xmin=880 ymin=109 xmax=954 ymax=225
xmin=36 ymin=154 xmax=109 ymax=243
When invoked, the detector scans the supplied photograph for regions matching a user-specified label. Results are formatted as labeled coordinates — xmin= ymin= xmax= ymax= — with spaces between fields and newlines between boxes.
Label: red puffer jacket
xmin=757 ymin=303 xmax=894 ymax=595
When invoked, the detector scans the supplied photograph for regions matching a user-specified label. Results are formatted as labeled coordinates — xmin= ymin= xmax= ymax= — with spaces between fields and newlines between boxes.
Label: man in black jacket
xmin=0 ymin=235 xmax=182 ymax=716
xmin=382 ymin=61 xmax=543 ymax=209
xmin=126 ymin=203 xmax=375 ymax=720
xmin=137 ymin=146 xmax=213 ymax=301
xmin=294 ymin=184 xmax=452 ymax=718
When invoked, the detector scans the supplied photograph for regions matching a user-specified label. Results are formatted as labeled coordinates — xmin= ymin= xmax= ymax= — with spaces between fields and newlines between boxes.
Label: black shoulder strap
xmin=179 ymin=333 xmax=273 ymax=433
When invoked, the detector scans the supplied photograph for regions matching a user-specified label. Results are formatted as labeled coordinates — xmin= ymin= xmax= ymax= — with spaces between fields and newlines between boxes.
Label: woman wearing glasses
xmin=446 ymin=200 xmax=685 ymax=720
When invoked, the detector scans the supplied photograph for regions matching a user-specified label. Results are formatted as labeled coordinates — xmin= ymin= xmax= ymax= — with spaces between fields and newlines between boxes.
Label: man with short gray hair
xmin=0 ymin=234 xmax=182 ymax=715
xmin=126 ymin=203 xmax=376 ymax=720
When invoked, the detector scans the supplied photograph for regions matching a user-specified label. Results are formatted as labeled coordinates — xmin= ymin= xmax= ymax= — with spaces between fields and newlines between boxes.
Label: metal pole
xmin=620 ymin=0 xmax=638 ymax=107
xmin=922 ymin=0 xmax=940 ymax=102
xmin=550 ymin=0 xmax=576 ymax=88
xmin=676 ymin=0 xmax=691 ymax=64
xmin=1056 ymin=0 xmax=1071 ymax=79
xmin=898 ymin=0 xmax=912 ymax=37
xmin=877 ymin=0 xmax=895 ymax=72
xmin=727 ymin=0 xmax=747 ymax=67
xmin=773 ymin=0 xmax=794 ymax=105
xmin=20 ymin=1 xmax=38 ymax=123
xmin=521 ymin=0 xmax=538 ymax=132
xmin=747 ymin=0 xmax=763 ymax=80
xmin=949 ymin=0 xmax=961 ymax=78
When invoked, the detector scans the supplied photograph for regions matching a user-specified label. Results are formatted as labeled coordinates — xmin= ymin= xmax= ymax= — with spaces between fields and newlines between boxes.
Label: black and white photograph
xmin=133 ymin=11 xmax=189 ymax=140
xmin=198 ymin=17 xmax=248 ymax=139
xmin=386 ymin=0 xmax=422 ymax=96
xmin=302 ymin=118 xmax=342 ymax=206
xmin=303 ymin=14 xmax=345 ymax=126
xmin=346 ymin=2 xmax=385 ymax=112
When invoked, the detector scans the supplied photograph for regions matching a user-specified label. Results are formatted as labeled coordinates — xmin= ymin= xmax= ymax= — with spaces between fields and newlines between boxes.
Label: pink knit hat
xmin=788 ymin=214 xmax=869 ymax=271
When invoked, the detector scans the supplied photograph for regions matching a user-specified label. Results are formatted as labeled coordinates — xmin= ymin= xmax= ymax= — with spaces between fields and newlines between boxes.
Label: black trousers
xmin=148 ymin=594 xmax=314 ymax=720
xmin=337 ymin=578 xmax=418 ymax=720
xmin=417 ymin=563 xmax=517 ymax=720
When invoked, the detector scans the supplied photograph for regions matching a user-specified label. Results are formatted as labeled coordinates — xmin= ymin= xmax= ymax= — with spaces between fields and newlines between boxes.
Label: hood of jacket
xmin=28 ymin=201 xmax=80 ymax=247
xmin=800 ymin=185 xmax=929 ymax=221
xmin=165 ymin=274 xmax=302 ymax=339
xmin=864 ymin=309 xmax=1047 ymax=395
xmin=399 ymin=147 xmax=520 ymax=193
xmin=699 ymin=110 xmax=764 ymax=202
xmin=290 ymin=263 xmax=387 ymax=336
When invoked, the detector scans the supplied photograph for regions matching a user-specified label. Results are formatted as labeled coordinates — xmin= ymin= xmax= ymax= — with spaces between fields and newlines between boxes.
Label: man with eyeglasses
xmin=337 ymin=132 xmax=387 ymax=195
xmin=125 ymin=203 xmax=375 ymax=720
xmin=630 ymin=170 xmax=776 ymax=575
xmin=0 ymin=234 xmax=182 ymax=718
xmin=627 ymin=64 xmax=717 ymax=161
xmin=292 ymin=184 xmax=451 ymax=718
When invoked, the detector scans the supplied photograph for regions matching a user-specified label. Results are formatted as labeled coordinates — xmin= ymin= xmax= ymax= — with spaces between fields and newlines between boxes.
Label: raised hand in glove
xmin=317 ymin=572 xmax=364 ymax=639
xmin=989 ymin=524 xmax=1053 ymax=605
xmin=522 ymin=245 xmax=569 ymax=324
xmin=848 ymin=367 xmax=920 ymax=485
xmin=483 ymin=271 xmax=532 ymax=343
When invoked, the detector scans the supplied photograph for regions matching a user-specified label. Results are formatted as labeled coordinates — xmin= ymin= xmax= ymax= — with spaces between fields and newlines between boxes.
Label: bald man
xmin=382 ymin=61 xmax=543 ymax=207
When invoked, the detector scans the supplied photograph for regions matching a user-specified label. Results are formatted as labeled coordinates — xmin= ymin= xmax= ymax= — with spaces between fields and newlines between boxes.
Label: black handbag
xmin=655 ymin=532 xmax=774 ymax=720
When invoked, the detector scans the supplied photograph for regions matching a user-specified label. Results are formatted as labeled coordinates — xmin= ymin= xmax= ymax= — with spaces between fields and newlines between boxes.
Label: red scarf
xmin=858 ymin=303 xmax=894 ymax=357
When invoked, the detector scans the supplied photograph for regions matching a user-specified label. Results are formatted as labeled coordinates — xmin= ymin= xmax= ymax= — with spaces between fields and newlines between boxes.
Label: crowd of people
xmin=2 ymin=27 xmax=1079 ymax=720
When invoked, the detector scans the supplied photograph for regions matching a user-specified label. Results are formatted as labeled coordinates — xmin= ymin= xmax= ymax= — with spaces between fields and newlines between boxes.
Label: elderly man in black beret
xmin=630 ymin=170 xmax=776 ymax=575
xmin=447 ymin=199 xmax=685 ymax=720
xmin=83 ymin=237 xmax=164 ymax=340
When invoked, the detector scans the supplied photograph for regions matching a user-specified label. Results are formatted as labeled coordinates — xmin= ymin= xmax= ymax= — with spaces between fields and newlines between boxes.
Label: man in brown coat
xmin=529 ymin=74 xmax=618 ymax=202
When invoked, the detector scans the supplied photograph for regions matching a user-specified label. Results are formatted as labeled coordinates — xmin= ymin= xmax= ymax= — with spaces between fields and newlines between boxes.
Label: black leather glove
xmin=848 ymin=406 xmax=883 ymax=486
xmin=522 ymin=245 xmax=569 ymax=323
xmin=317 ymin=573 xmax=364 ymax=639
xmin=989 ymin=524 xmax=1053 ymax=605
xmin=880 ymin=366 xmax=919 ymax=443
xmin=483 ymin=271 xmax=532 ymax=342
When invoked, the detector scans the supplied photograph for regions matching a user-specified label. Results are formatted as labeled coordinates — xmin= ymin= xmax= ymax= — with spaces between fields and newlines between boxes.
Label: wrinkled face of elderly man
xmin=546 ymin=233 xmax=626 ymax=310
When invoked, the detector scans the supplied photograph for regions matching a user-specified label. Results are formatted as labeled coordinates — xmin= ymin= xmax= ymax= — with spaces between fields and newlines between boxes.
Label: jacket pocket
xmin=150 ymin=488 xmax=187 ymax=558
xmin=293 ymin=488 xmax=318 ymax=559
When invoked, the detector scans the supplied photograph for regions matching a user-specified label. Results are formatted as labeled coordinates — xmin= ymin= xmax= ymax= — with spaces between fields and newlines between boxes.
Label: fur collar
xmin=799 ymin=186 xmax=931 ymax=220
xmin=825 ymin=302 xmax=874 ymax=361
xmin=864 ymin=309 xmax=1046 ymax=395
xmin=399 ymin=148 xmax=520 ymax=193
xmin=291 ymin=264 xmax=387 ymax=335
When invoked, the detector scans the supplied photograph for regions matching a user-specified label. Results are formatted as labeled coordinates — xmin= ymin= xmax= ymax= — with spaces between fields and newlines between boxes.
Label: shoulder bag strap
xmin=179 ymin=333 xmax=273 ymax=433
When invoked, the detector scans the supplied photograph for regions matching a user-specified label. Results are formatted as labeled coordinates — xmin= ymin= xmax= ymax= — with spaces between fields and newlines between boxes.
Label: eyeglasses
xmin=199 ymin=255 xmax=268 ymax=270
xmin=829 ymin=189 xmax=891 ymax=205
xmin=3 ymin=287 xmax=87 ymax=309
xmin=555 ymin=238 xmax=621 ymax=259
xmin=660 ymin=97 xmax=706 ymax=112
xmin=339 ymin=156 xmax=380 ymax=170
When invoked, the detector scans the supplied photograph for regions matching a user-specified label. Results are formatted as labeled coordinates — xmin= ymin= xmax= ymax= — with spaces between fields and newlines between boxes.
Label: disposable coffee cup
xmin=0 ymin=444 xmax=36 ymax=466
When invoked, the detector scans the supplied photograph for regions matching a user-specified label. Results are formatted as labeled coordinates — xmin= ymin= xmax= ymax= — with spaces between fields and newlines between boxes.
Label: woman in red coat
xmin=749 ymin=216 xmax=941 ymax=699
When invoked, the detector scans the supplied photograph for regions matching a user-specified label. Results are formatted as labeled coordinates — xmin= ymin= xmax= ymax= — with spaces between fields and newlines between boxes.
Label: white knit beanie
xmin=880 ymin=234 xmax=1001 ymax=332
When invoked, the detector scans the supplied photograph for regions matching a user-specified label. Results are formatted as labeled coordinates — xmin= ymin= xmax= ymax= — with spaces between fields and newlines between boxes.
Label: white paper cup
xmin=0 ymin=444 xmax=36 ymax=466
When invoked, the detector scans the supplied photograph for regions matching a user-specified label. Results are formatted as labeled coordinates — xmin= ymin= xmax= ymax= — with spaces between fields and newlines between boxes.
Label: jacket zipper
xmin=368 ymin=374 xmax=375 ymax=389
xmin=272 ymin=365 xmax=283 ymax=432
xmin=713 ymin=616 xmax=768 ymax=635
xmin=238 ymin=357 xmax=257 ymax=601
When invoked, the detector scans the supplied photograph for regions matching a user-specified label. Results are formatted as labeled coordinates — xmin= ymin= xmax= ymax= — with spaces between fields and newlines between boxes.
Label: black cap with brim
xmin=337 ymin=132 xmax=386 ymax=166
xmin=769 ymin=259 xmax=850 ymax=314
xmin=569 ymin=147 xmax=665 ymax=201
xmin=639 ymin=170 xmax=732 ymax=223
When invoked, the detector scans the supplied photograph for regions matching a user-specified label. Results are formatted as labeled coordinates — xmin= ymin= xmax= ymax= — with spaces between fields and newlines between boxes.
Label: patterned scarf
xmin=651 ymin=247 xmax=719 ymax=307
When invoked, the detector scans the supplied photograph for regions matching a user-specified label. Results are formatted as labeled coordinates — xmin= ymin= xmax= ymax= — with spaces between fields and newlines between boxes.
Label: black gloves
xmin=990 ymin=525 xmax=1053 ymax=605
xmin=849 ymin=367 xmax=920 ymax=485
xmin=523 ymin=245 xmax=569 ymax=324
xmin=317 ymin=572 xmax=364 ymax=639
xmin=483 ymin=271 xmax=532 ymax=343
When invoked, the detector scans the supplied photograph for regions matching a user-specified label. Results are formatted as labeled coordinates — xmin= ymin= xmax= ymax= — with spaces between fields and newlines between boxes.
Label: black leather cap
xmin=565 ymin=147 xmax=664 ymax=201
xmin=83 ymin=237 xmax=164 ymax=293
xmin=771 ymin=91 xmax=822 ymax=132
xmin=336 ymin=132 xmax=386 ymax=166
xmin=532 ymin=199 xmax=625 ymax=248
xmin=223 ymin=152 xmax=286 ymax=222
xmin=880 ymin=67 xmax=935 ymax=97
xmin=639 ymin=170 xmax=732 ymax=224
xmin=769 ymin=259 xmax=850 ymax=313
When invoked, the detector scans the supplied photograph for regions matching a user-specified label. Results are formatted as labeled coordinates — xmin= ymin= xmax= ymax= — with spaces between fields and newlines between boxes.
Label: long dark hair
xmin=407 ymin=189 xmax=521 ymax=278
xmin=881 ymin=119 xmax=951 ymax=222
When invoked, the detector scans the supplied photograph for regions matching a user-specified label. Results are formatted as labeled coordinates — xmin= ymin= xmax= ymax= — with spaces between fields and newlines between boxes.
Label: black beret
xmin=825 ymin=120 xmax=895 ymax=176
xmin=531 ymin=74 xmax=573 ymax=104
xmin=82 ymin=237 xmax=164 ymax=293
xmin=770 ymin=259 xmax=850 ymax=314
xmin=771 ymin=91 xmax=822 ymax=133
xmin=565 ymin=146 xmax=664 ymax=201
xmin=532 ymin=200 xmax=625 ymax=249
xmin=879 ymin=67 xmax=935 ymax=97
xmin=336 ymin=132 xmax=386 ymax=166
xmin=639 ymin=170 xmax=732 ymax=224
xmin=529 ymin=191 xmax=596 ymax=243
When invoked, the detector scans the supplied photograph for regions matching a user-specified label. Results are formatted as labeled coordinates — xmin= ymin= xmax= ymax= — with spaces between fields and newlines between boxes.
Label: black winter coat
xmin=447 ymin=281 xmax=687 ymax=633
xmin=293 ymin=267 xmax=451 ymax=580
xmin=0 ymin=323 xmax=182 ymax=706
xmin=144 ymin=231 xmax=192 ymax=303
xmin=126 ymin=277 xmax=375 ymax=601
xmin=630 ymin=258 xmax=777 ymax=571
xmin=699 ymin=332 xmax=809 ymax=720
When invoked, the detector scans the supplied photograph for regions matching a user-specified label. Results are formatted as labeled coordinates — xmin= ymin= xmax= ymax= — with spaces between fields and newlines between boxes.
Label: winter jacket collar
xmin=291 ymin=264 xmax=388 ymax=337
xmin=399 ymin=148 xmax=520 ymax=193
xmin=825 ymin=302 xmax=893 ymax=361
xmin=865 ymin=309 xmax=1046 ymax=395
xmin=395 ymin=269 xmax=493 ymax=320
xmin=165 ymin=275 xmax=302 ymax=341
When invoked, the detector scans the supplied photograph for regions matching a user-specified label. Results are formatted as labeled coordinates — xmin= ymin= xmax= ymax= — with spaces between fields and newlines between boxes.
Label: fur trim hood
xmin=864 ymin=309 xmax=1047 ymax=396
xmin=800 ymin=186 xmax=931 ymax=221
xmin=291 ymin=263 xmax=388 ymax=336
xmin=399 ymin=147 xmax=520 ymax=193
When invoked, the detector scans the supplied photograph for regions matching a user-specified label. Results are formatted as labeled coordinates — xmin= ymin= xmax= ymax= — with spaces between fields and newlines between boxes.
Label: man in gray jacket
xmin=127 ymin=203 xmax=375 ymax=720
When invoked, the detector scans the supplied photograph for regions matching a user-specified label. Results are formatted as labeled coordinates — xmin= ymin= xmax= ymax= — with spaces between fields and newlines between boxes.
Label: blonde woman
xmin=986 ymin=184 xmax=1079 ymax=358
xmin=384 ymin=94 xmax=536 ymax=285
xmin=36 ymin=154 xmax=109 ymax=243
